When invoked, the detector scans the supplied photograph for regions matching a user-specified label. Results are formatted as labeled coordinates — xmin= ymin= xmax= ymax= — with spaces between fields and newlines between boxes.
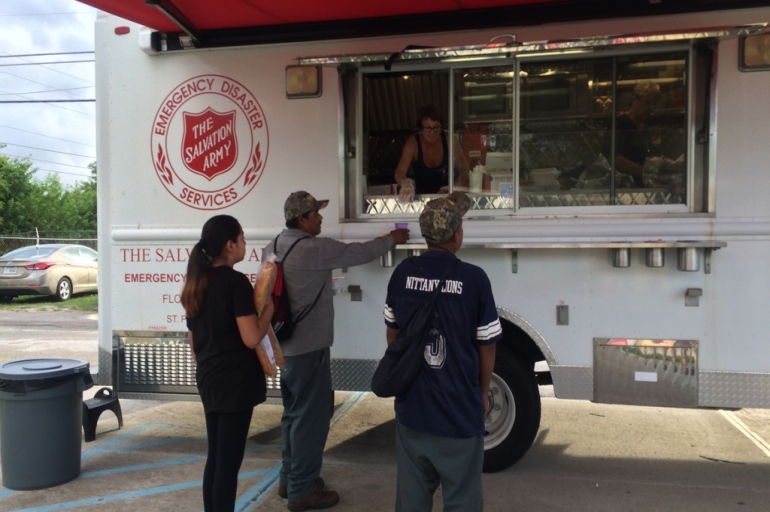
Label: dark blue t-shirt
xmin=383 ymin=251 xmax=502 ymax=438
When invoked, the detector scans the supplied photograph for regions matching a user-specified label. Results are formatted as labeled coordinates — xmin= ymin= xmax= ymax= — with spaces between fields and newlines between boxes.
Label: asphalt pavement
xmin=0 ymin=311 xmax=769 ymax=511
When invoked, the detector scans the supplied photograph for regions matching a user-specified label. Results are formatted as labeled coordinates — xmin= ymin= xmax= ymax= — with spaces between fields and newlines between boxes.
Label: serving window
xmin=350 ymin=43 xmax=709 ymax=217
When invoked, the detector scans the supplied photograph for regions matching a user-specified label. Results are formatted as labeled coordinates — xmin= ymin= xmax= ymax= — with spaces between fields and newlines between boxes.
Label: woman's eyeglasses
xmin=421 ymin=125 xmax=442 ymax=133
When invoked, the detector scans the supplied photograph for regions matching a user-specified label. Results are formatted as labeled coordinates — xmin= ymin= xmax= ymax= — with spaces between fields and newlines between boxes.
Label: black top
xmin=603 ymin=113 xmax=652 ymax=187
xmin=186 ymin=266 xmax=265 ymax=413
xmin=412 ymin=132 xmax=449 ymax=194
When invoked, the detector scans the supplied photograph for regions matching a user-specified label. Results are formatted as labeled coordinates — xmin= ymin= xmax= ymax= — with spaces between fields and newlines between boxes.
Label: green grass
xmin=0 ymin=292 xmax=98 ymax=311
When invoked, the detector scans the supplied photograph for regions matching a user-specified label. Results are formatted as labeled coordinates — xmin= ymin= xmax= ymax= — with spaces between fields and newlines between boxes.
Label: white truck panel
xmin=94 ymin=8 xmax=770 ymax=411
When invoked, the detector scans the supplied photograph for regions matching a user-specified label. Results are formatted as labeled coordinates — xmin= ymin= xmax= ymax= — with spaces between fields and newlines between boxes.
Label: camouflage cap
xmin=419 ymin=192 xmax=470 ymax=245
xmin=284 ymin=191 xmax=329 ymax=221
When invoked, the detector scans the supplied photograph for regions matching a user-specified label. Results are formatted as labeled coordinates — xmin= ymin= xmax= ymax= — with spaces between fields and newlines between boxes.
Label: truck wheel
xmin=0 ymin=295 xmax=14 ymax=303
xmin=56 ymin=277 xmax=73 ymax=301
xmin=483 ymin=347 xmax=541 ymax=473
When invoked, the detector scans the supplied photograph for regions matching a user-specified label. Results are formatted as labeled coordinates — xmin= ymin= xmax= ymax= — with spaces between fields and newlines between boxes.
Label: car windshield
xmin=1 ymin=246 xmax=59 ymax=259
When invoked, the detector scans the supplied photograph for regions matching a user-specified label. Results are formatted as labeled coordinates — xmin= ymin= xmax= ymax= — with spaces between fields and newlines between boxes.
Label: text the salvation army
xmin=186 ymin=116 xmax=234 ymax=172
xmin=119 ymin=247 xmax=261 ymax=263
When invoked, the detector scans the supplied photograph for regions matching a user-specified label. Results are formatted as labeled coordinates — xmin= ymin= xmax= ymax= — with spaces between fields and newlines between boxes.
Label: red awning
xmin=75 ymin=0 xmax=766 ymax=49
xmin=77 ymin=0 xmax=564 ymax=33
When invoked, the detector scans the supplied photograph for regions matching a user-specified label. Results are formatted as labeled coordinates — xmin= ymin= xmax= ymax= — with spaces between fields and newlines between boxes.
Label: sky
xmin=0 ymin=0 xmax=98 ymax=187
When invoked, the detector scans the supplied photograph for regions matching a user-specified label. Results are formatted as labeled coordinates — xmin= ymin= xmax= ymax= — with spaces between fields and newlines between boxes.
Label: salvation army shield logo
xmin=181 ymin=108 xmax=237 ymax=180
xmin=150 ymin=75 xmax=269 ymax=210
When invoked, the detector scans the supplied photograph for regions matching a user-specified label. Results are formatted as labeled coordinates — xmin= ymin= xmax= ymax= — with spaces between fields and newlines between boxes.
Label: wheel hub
xmin=485 ymin=372 xmax=516 ymax=450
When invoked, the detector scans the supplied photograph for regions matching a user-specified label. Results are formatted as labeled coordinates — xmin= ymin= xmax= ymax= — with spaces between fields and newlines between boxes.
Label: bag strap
xmin=273 ymin=233 xmax=322 ymax=325
xmin=429 ymin=259 xmax=459 ymax=302
xmin=293 ymin=281 xmax=325 ymax=325
xmin=400 ymin=258 xmax=459 ymax=333
xmin=273 ymin=233 xmax=310 ymax=262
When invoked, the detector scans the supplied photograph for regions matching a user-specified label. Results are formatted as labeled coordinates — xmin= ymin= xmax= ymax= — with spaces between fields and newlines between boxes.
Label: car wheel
xmin=0 ymin=295 xmax=14 ymax=303
xmin=483 ymin=347 xmax=541 ymax=473
xmin=56 ymin=277 xmax=73 ymax=301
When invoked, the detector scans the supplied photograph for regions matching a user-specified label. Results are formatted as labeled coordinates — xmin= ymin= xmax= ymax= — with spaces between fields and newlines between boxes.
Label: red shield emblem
xmin=181 ymin=108 xmax=237 ymax=180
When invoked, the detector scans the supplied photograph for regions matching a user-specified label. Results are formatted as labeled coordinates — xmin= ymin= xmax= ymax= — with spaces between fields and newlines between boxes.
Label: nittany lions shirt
xmin=383 ymin=251 xmax=502 ymax=438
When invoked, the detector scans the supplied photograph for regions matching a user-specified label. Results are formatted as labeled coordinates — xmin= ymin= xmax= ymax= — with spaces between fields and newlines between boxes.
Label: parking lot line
xmin=8 ymin=468 xmax=277 ymax=512
xmin=720 ymin=410 xmax=770 ymax=459
xmin=235 ymin=464 xmax=281 ymax=512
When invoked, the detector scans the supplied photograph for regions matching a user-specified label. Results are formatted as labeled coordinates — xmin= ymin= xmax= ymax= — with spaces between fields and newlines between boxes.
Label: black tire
xmin=0 ymin=295 xmax=14 ymax=303
xmin=56 ymin=277 xmax=73 ymax=301
xmin=483 ymin=346 xmax=541 ymax=473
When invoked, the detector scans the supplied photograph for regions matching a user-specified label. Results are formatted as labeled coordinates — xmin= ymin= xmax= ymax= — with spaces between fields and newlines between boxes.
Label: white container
xmin=469 ymin=170 xmax=484 ymax=193
xmin=529 ymin=168 xmax=560 ymax=191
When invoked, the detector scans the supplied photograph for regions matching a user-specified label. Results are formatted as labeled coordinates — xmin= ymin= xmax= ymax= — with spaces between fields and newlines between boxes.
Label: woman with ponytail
xmin=181 ymin=215 xmax=273 ymax=512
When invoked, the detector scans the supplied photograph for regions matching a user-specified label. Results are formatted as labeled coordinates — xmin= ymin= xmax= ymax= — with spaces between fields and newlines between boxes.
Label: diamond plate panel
xmin=266 ymin=371 xmax=280 ymax=390
xmin=331 ymin=358 xmax=378 ymax=391
xmin=594 ymin=339 xmax=698 ymax=408
xmin=98 ymin=345 xmax=113 ymax=386
xmin=116 ymin=332 xmax=376 ymax=395
xmin=118 ymin=336 xmax=197 ymax=394
xmin=550 ymin=365 xmax=593 ymax=400
xmin=699 ymin=371 xmax=770 ymax=408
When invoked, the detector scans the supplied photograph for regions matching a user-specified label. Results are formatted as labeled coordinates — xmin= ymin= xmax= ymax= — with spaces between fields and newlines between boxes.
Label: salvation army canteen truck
xmin=81 ymin=0 xmax=770 ymax=471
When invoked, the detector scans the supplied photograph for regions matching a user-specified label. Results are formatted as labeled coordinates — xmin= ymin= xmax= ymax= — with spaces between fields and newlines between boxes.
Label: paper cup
xmin=469 ymin=171 xmax=483 ymax=193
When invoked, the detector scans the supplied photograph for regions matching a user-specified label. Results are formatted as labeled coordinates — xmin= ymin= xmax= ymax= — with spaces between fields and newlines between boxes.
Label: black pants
xmin=203 ymin=409 xmax=254 ymax=512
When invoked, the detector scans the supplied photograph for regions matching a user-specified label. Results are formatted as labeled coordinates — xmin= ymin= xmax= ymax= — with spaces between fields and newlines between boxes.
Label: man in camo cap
xmin=384 ymin=190 xmax=500 ymax=512
xmin=419 ymin=191 xmax=471 ymax=245
xmin=266 ymin=190 xmax=409 ymax=511
xmin=283 ymin=191 xmax=329 ymax=227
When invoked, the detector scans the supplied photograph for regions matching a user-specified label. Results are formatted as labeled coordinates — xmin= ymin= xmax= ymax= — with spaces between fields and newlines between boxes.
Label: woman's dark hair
xmin=416 ymin=105 xmax=444 ymax=130
xmin=181 ymin=215 xmax=242 ymax=318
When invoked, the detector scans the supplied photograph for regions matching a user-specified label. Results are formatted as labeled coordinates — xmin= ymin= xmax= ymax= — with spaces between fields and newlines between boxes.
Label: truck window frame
xmin=344 ymin=41 xmax=711 ymax=220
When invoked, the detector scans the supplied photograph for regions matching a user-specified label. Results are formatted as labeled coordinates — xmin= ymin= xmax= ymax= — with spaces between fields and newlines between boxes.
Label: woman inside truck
xmin=395 ymin=105 xmax=470 ymax=202
xmin=181 ymin=215 xmax=274 ymax=512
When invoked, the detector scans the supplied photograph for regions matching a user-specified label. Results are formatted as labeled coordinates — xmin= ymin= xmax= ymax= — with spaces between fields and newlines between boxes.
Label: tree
xmin=66 ymin=162 xmax=98 ymax=231
xmin=0 ymin=150 xmax=37 ymax=233
xmin=0 ymin=146 xmax=97 ymax=235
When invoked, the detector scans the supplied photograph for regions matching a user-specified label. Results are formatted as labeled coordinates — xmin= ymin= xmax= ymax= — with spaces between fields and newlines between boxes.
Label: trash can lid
xmin=0 ymin=358 xmax=90 ymax=380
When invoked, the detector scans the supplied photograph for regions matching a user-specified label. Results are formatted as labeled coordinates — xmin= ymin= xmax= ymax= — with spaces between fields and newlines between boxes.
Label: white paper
xmin=261 ymin=335 xmax=276 ymax=366
xmin=635 ymin=371 xmax=658 ymax=383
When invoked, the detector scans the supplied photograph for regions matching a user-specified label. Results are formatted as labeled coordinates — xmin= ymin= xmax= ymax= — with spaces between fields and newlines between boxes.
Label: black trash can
xmin=0 ymin=358 xmax=93 ymax=490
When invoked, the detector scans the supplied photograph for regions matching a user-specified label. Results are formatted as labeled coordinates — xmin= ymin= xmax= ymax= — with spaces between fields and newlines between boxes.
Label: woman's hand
xmin=398 ymin=178 xmax=416 ymax=203
xmin=238 ymin=300 xmax=274 ymax=350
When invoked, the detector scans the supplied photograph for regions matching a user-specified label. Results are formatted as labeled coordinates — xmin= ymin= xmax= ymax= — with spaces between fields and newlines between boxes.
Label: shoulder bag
xmin=371 ymin=259 xmax=458 ymax=398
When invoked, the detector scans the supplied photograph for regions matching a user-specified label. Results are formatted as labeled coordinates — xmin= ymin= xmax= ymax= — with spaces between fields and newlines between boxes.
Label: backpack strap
xmin=273 ymin=233 xmax=310 ymax=261
xmin=273 ymin=233 xmax=322 ymax=326
xmin=429 ymin=259 xmax=460 ymax=302
xmin=399 ymin=258 xmax=459 ymax=335
xmin=293 ymin=281 xmax=325 ymax=325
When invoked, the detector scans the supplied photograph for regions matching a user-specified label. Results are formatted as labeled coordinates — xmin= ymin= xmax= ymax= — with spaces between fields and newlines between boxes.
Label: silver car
xmin=0 ymin=244 xmax=98 ymax=302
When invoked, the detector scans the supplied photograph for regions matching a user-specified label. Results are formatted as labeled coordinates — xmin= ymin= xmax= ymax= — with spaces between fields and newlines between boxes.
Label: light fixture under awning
xmin=297 ymin=25 xmax=767 ymax=66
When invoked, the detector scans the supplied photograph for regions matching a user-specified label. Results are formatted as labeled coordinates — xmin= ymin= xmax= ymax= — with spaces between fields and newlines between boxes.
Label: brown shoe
xmin=278 ymin=477 xmax=325 ymax=499
xmin=287 ymin=488 xmax=339 ymax=511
